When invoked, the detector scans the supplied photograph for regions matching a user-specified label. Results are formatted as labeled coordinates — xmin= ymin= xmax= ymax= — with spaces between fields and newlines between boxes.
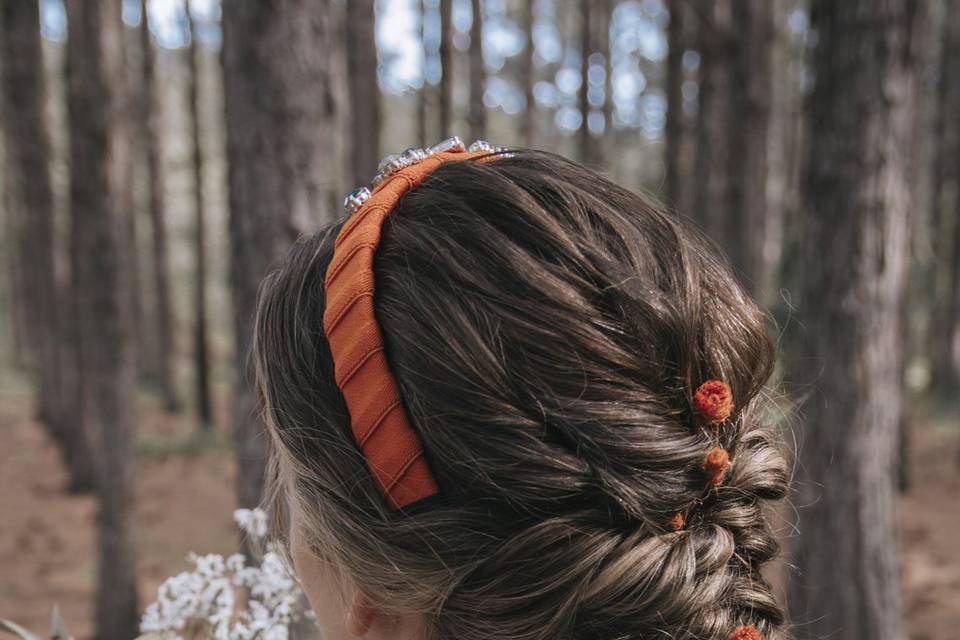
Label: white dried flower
xmin=233 ymin=508 xmax=269 ymax=539
xmin=139 ymin=508 xmax=310 ymax=639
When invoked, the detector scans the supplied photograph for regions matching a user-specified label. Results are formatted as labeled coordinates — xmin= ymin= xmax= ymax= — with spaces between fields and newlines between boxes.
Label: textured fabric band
xmin=323 ymin=146 xmax=499 ymax=511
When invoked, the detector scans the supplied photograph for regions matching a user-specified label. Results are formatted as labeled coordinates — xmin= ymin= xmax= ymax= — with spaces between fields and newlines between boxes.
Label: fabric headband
xmin=322 ymin=136 xmax=509 ymax=511
xmin=324 ymin=137 xmax=739 ymax=522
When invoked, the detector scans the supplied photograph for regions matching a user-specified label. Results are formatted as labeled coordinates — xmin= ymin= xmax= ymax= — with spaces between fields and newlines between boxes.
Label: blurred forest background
xmin=0 ymin=0 xmax=958 ymax=639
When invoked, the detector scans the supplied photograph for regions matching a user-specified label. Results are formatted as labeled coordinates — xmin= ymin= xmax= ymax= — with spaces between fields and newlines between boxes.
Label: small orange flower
xmin=729 ymin=625 xmax=761 ymax=640
xmin=694 ymin=379 xmax=734 ymax=425
xmin=703 ymin=446 xmax=730 ymax=487
xmin=668 ymin=511 xmax=686 ymax=531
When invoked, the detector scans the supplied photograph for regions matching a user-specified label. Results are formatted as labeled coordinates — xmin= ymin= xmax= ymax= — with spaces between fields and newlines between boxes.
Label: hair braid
xmin=254 ymin=150 xmax=793 ymax=640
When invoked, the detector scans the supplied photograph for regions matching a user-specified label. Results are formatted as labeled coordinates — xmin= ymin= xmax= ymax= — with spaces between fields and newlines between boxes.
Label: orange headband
xmin=323 ymin=137 xmax=507 ymax=511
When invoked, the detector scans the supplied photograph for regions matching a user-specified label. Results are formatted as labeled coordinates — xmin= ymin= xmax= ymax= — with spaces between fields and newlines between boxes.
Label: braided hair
xmin=253 ymin=150 xmax=792 ymax=639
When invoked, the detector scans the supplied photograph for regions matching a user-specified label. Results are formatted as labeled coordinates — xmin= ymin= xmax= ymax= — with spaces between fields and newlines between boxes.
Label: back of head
xmin=254 ymin=149 xmax=790 ymax=640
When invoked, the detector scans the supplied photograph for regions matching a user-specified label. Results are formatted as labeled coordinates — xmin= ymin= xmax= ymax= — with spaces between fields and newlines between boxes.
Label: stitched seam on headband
xmin=358 ymin=397 xmax=403 ymax=447
xmin=336 ymin=342 xmax=385 ymax=388
xmin=325 ymin=290 xmax=374 ymax=336
xmin=335 ymin=203 xmax=389 ymax=249
xmin=324 ymin=240 xmax=377 ymax=289
xmin=384 ymin=448 xmax=425 ymax=492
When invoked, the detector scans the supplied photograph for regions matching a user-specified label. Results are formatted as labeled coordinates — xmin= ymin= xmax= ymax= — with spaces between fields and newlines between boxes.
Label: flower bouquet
xmin=0 ymin=509 xmax=313 ymax=640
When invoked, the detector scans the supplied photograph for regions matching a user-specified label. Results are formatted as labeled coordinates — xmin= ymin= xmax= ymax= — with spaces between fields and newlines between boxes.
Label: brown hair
xmin=253 ymin=150 xmax=791 ymax=639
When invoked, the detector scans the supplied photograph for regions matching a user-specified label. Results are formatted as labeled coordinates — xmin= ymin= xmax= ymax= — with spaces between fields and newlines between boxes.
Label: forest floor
xmin=0 ymin=386 xmax=958 ymax=639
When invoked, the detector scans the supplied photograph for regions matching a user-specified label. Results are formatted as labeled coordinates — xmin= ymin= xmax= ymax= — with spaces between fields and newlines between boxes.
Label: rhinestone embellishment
xmin=343 ymin=187 xmax=371 ymax=215
xmin=345 ymin=136 xmax=510 ymax=214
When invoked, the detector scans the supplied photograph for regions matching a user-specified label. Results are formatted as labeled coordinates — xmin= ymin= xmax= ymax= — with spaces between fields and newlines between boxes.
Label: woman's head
xmin=253 ymin=149 xmax=790 ymax=640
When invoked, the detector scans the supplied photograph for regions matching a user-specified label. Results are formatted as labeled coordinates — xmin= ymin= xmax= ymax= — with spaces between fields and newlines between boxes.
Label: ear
xmin=346 ymin=589 xmax=376 ymax=637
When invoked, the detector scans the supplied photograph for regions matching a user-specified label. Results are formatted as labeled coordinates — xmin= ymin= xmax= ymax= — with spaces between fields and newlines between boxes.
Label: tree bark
xmin=140 ymin=0 xmax=180 ymax=412
xmin=949 ymin=199 xmax=960 ymax=398
xmin=65 ymin=0 xmax=140 ymax=637
xmin=578 ymin=0 xmax=596 ymax=165
xmin=110 ymin=2 xmax=146 ymax=385
xmin=784 ymin=1 xmax=920 ymax=638
xmin=468 ymin=0 xmax=485 ymax=142
xmin=0 ymin=0 xmax=95 ymax=491
xmin=439 ymin=0 xmax=453 ymax=137
xmin=691 ymin=0 xmax=727 ymax=235
xmin=519 ymin=0 xmax=535 ymax=148
xmin=600 ymin=0 xmax=612 ymax=160
xmin=949 ymin=208 xmax=960 ymax=422
xmin=346 ymin=0 xmax=379 ymax=186
xmin=897 ymin=0 xmax=929 ymax=490
xmin=222 ymin=0 xmax=344 ymax=512
xmin=418 ymin=0 xmax=428 ymax=147
xmin=728 ymin=0 xmax=772 ymax=299
xmin=0 ymin=1 xmax=54 ymax=386
xmin=1 ymin=179 xmax=27 ymax=370
xmin=185 ymin=0 xmax=212 ymax=428
xmin=664 ymin=0 xmax=688 ymax=211
xmin=693 ymin=0 xmax=771 ymax=298
xmin=929 ymin=3 xmax=960 ymax=396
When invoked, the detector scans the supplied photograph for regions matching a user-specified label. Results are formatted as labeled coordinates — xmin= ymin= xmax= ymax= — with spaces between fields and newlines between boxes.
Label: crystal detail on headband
xmin=468 ymin=140 xmax=493 ymax=153
xmin=345 ymin=136 xmax=511 ymax=214
xmin=469 ymin=139 xmax=512 ymax=155
xmin=344 ymin=187 xmax=371 ymax=215
xmin=400 ymin=146 xmax=427 ymax=164
xmin=376 ymin=153 xmax=397 ymax=174
xmin=426 ymin=136 xmax=466 ymax=155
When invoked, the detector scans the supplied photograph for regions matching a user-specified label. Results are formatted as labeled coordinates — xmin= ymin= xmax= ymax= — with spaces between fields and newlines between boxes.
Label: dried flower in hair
xmin=668 ymin=511 xmax=686 ymax=531
xmin=729 ymin=624 xmax=761 ymax=640
xmin=703 ymin=446 xmax=730 ymax=487
xmin=694 ymin=379 xmax=734 ymax=425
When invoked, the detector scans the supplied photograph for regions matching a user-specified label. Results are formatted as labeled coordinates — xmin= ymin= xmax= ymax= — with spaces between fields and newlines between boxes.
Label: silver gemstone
xmin=382 ymin=156 xmax=409 ymax=179
xmin=468 ymin=140 xmax=493 ymax=153
xmin=343 ymin=186 xmax=371 ymax=214
xmin=426 ymin=136 xmax=466 ymax=155
xmin=377 ymin=153 xmax=400 ymax=174
xmin=370 ymin=172 xmax=387 ymax=189
xmin=400 ymin=147 xmax=427 ymax=164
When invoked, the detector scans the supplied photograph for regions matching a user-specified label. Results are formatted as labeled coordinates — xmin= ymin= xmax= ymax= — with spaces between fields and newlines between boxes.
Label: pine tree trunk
xmin=0 ymin=0 xmax=95 ymax=491
xmin=65 ymin=0 xmax=140 ymax=637
xmin=897 ymin=0 xmax=929 ymax=491
xmin=0 ymin=1 xmax=54 ymax=389
xmin=110 ymin=5 xmax=147 ymax=385
xmin=664 ymin=0 xmax=687 ymax=211
xmin=519 ymin=0 xmax=535 ymax=148
xmin=346 ymin=0 xmax=379 ymax=185
xmin=766 ymin=0 xmax=806 ymax=300
xmin=185 ymin=0 xmax=212 ymax=428
xmin=692 ymin=0 xmax=771 ymax=297
xmin=578 ymin=0 xmax=595 ymax=165
xmin=727 ymin=0 xmax=772 ymax=299
xmin=1 ymin=182 xmax=27 ymax=369
xmin=468 ymin=0 xmax=485 ymax=142
xmin=600 ymin=0 xmax=612 ymax=163
xmin=929 ymin=4 xmax=960 ymax=397
xmin=439 ymin=0 xmax=453 ymax=137
xmin=140 ymin=0 xmax=179 ymax=412
xmin=418 ymin=0 xmax=428 ymax=147
xmin=784 ymin=1 xmax=920 ymax=638
xmin=222 ymin=0 xmax=344 ymax=512
xmin=948 ymin=210 xmax=960 ymax=409
xmin=692 ymin=0 xmax=729 ymax=236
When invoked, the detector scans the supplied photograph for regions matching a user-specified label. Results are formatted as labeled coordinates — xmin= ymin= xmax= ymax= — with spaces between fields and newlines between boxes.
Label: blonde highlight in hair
xmin=253 ymin=150 xmax=792 ymax=639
